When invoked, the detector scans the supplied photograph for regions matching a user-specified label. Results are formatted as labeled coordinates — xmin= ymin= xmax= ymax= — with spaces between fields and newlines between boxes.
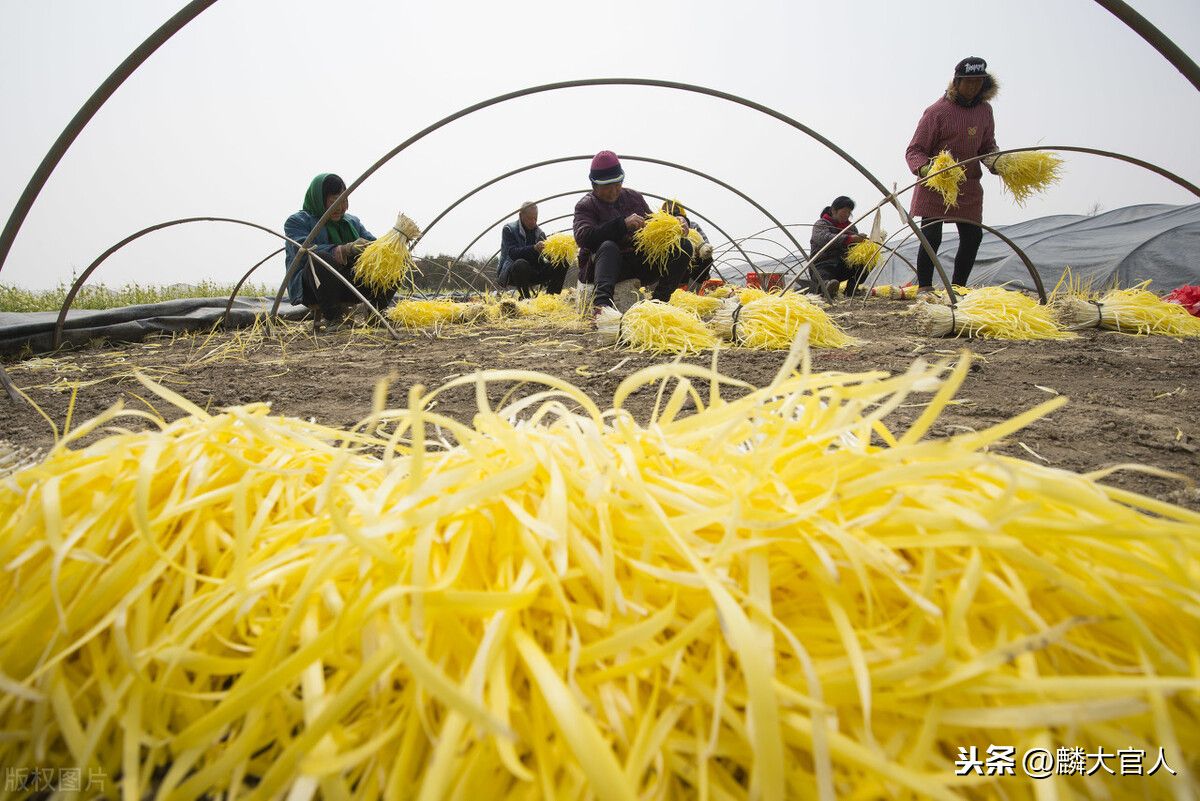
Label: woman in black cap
xmin=809 ymin=195 xmax=869 ymax=299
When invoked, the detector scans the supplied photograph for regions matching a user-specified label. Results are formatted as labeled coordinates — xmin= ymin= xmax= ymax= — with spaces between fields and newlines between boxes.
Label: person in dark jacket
xmin=573 ymin=151 xmax=693 ymax=311
xmin=809 ymin=195 xmax=869 ymax=299
xmin=497 ymin=202 xmax=564 ymax=298
xmin=661 ymin=199 xmax=714 ymax=291
xmin=283 ymin=173 xmax=391 ymax=325
xmin=905 ymin=56 xmax=1000 ymax=296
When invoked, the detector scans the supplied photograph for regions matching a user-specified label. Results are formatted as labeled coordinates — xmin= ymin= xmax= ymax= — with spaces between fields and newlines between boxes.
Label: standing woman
xmin=283 ymin=173 xmax=389 ymax=326
xmin=905 ymin=57 xmax=1000 ymax=296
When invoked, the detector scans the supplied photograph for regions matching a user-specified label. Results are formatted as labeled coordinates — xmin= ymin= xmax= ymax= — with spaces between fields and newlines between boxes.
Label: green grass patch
xmin=0 ymin=281 xmax=278 ymax=313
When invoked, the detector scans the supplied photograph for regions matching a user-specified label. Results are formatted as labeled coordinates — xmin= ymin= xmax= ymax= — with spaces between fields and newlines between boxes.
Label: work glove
xmin=698 ymin=243 xmax=713 ymax=261
xmin=918 ymin=158 xmax=935 ymax=179
xmin=981 ymin=152 xmax=1001 ymax=174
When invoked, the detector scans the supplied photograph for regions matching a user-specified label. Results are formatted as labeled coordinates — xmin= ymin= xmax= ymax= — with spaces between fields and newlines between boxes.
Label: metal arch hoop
xmin=220 ymin=246 xmax=284 ymax=325
xmin=52 ymin=217 xmax=401 ymax=349
xmin=270 ymin=78 xmax=955 ymax=318
xmin=415 ymin=153 xmax=813 ymax=267
xmin=446 ymin=191 xmax=754 ymax=290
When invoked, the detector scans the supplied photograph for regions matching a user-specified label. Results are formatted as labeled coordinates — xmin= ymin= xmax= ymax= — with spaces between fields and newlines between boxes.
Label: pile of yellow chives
xmin=633 ymin=211 xmax=686 ymax=273
xmin=915 ymin=286 xmax=1075 ymax=340
xmin=924 ymin=150 xmax=967 ymax=209
xmin=712 ymin=294 xmax=860 ymax=349
xmin=596 ymin=300 xmax=719 ymax=355
xmin=540 ymin=233 xmax=578 ymax=268
xmin=995 ymin=151 xmax=1064 ymax=206
xmin=386 ymin=299 xmax=464 ymax=331
xmin=354 ymin=213 xmax=423 ymax=293
xmin=669 ymin=288 xmax=722 ymax=319
xmin=2 ymin=347 xmax=1199 ymax=801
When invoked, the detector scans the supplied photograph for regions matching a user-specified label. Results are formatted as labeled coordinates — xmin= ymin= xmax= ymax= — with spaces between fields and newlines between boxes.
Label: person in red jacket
xmin=573 ymin=151 xmax=693 ymax=312
xmin=905 ymin=56 xmax=1000 ymax=296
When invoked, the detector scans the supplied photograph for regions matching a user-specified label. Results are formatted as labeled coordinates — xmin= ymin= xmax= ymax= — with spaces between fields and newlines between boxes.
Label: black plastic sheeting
xmin=0 ymin=297 xmax=309 ymax=356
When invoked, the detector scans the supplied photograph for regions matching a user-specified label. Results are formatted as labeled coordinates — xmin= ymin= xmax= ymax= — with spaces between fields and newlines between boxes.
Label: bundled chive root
xmin=539 ymin=232 xmax=579 ymax=267
xmin=3 ymin=349 xmax=1198 ymax=801
xmin=385 ymin=298 xmax=465 ymax=330
xmin=353 ymin=212 xmax=423 ymax=292
xmin=669 ymin=288 xmax=722 ymax=318
xmin=633 ymin=210 xmax=686 ymax=273
xmin=924 ymin=150 xmax=967 ymax=208
xmin=711 ymin=294 xmax=859 ymax=349
xmin=995 ymin=151 xmax=1064 ymax=205
xmin=845 ymin=239 xmax=884 ymax=270
xmin=915 ymin=286 xmax=1074 ymax=339
xmin=1053 ymin=282 xmax=1200 ymax=336
xmin=596 ymin=299 xmax=719 ymax=354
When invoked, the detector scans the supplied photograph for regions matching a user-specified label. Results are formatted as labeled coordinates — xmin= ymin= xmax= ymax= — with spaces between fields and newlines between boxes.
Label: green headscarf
xmin=302 ymin=173 xmax=361 ymax=245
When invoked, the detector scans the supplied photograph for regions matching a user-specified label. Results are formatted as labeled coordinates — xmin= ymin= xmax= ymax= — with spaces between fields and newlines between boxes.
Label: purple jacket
xmin=905 ymin=82 xmax=998 ymax=223
xmin=573 ymin=188 xmax=651 ymax=281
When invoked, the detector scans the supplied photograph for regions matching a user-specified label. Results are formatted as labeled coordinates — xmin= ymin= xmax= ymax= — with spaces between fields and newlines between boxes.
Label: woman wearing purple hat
xmin=905 ymin=56 xmax=1000 ymax=296
xmin=573 ymin=151 xmax=693 ymax=312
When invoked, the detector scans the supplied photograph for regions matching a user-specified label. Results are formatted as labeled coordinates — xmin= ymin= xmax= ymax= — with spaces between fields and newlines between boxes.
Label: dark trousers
xmin=814 ymin=258 xmax=869 ymax=297
xmin=593 ymin=239 xmax=693 ymax=307
xmin=687 ymin=256 xmax=714 ymax=291
xmin=508 ymin=258 xmax=567 ymax=298
xmin=915 ymin=219 xmax=984 ymax=288
xmin=301 ymin=252 xmax=393 ymax=318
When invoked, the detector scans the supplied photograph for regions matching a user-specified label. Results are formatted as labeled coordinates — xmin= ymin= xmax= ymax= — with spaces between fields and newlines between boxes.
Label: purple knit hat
xmin=588 ymin=151 xmax=624 ymax=185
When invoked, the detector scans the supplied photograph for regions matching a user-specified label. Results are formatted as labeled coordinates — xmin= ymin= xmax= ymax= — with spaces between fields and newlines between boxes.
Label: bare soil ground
xmin=4 ymin=301 xmax=1198 ymax=510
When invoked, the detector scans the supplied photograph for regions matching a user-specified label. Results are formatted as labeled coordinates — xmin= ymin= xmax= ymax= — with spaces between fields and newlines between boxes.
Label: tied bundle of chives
xmin=924 ymin=150 xmax=966 ymax=209
xmin=738 ymin=286 xmax=769 ymax=304
xmin=916 ymin=286 xmax=1074 ymax=340
xmin=516 ymin=292 xmax=583 ymax=328
xmin=386 ymin=299 xmax=465 ymax=331
xmin=5 ymin=353 xmax=1199 ymax=801
xmin=596 ymin=299 xmax=719 ymax=354
xmin=711 ymin=294 xmax=859 ymax=349
xmin=353 ymin=212 xmax=423 ymax=292
xmin=995 ymin=151 xmax=1064 ymax=205
xmin=708 ymin=285 xmax=735 ymax=299
xmin=845 ymin=240 xmax=884 ymax=270
xmin=633 ymin=210 xmax=686 ymax=273
xmin=669 ymin=288 xmax=721 ymax=319
xmin=872 ymin=284 xmax=919 ymax=300
xmin=539 ymin=232 xmax=578 ymax=267
xmin=1054 ymin=283 xmax=1200 ymax=336
xmin=686 ymin=228 xmax=704 ymax=250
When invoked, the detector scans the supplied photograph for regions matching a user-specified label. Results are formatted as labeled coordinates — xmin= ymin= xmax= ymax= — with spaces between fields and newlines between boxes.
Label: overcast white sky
xmin=1 ymin=0 xmax=1198 ymax=288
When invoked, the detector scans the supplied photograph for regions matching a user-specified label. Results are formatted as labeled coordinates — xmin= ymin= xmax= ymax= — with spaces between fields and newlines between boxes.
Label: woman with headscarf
xmin=283 ymin=173 xmax=388 ymax=325
xmin=809 ymin=195 xmax=869 ymax=299
xmin=905 ymin=56 xmax=1000 ymax=297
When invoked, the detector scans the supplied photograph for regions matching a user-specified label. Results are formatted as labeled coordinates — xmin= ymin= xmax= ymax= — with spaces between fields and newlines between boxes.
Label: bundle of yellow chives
xmin=711 ymin=294 xmax=860 ymax=349
xmin=385 ymin=299 xmax=463 ymax=330
xmin=924 ymin=150 xmax=966 ymax=208
xmin=872 ymin=284 xmax=919 ymax=300
xmin=596 ymin=300 xmax=720 ymax=354
xmin=539 ymin=232 xmax=578 ymax=267
xmin=669 ymin=288 xmax=722 ymax=318
xmin=515 ymin=292 xmax=583 ymax=329
xmin=845 ymin=240 xmax=884 ymax=270
xmin=686 ymin=228 xmax=704 ymax=249
xmin=1054 ymin=283 xmax=1200 ymax=336
xmin=3 ymin=352 xmax=1199 ymax=801
xmin=995 ymin=151 xmax=1064 ymax=205
xmin=633 ymin=211 xmax=686 ymax=273
xmin=708 ymin=285 xmax=735 ymax=299
xmin=737 ymin=286 xmax=768 ymax=304
xmin=915 ymin=286 xmax=1075 ymax=340
xmin=353 ymin=212 xmax=423 ymax=292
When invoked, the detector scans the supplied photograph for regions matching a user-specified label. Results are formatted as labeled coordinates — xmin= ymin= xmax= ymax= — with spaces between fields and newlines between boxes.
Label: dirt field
xmin=3 ymin=300 xmax=1198 ymax=511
